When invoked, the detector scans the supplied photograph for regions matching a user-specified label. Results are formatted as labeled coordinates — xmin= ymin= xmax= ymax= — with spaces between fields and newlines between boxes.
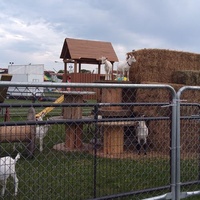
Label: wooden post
xmin=98 ymin=63 xmax=101 ymax=74
xmin=101 ymin=88 xmax=122 ymax=110
xmin=27 ymin=107 xmax=36 ymax=158
xmin=63 ymin=94 xmax=82 ymax=119
xmin=63 ymin=62 xmax=68 ymax=83
xmin=63 ymin=93 xmax=83 ymax=150
xmin=78 ymin=62 xmax=81 ymax=73
xmin=74 ymin=61 xmax=77 ymax=73
xmin=4 ymin=108 xmax=10 ymax=122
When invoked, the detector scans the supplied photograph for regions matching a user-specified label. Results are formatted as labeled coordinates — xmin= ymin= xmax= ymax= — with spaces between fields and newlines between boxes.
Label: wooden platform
xmin=0 ymin=107 xmax=36 ymax=157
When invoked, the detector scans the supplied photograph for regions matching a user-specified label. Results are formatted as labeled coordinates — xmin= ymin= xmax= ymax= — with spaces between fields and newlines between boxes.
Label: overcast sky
xmin=0 ymin=0 xmax=200 ymax=72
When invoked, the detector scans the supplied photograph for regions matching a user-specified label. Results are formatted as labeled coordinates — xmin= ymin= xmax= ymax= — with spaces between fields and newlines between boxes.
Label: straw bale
xmin=129 ymin=49 xmax=200 ymax=84
xmin=148 ymin=120 xmax=170 ymax=153
xmin=132 ymin=82 xmax=178 ymax=117
xmin=134 ymin=81 xmax=200 ymax=103
xmin=148 ymin=119 xmax=199 ymax=153
xmin=133 ymin=83 xmax=200 ymax=121
xmin=171 ymin=70 xmax=200 ymax=85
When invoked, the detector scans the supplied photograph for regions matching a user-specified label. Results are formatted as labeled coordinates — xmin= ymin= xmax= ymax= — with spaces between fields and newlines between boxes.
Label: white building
xmin=8 ymin=64 xmax=44 ymax=97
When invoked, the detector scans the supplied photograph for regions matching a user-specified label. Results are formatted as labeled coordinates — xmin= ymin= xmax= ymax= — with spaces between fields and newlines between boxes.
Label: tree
xmin=80 ymin=69 xmax=91 ymax=73
xmin=58 ymin=70 xmax=64 ymax=73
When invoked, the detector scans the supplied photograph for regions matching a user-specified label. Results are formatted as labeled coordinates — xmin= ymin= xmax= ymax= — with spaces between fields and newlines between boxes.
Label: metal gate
xmin=174 ymin=86 xmax=200 ymax=200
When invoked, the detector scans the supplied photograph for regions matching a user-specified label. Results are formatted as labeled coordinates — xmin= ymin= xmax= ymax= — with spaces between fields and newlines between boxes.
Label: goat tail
xmin=14 ymin=153 xmax=21 ymax=163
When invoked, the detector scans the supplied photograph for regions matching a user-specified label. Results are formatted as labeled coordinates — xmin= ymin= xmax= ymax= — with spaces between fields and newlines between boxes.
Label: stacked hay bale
xmin=127 ymin=49 xmax=200 ymax=154
xmin=172 ymin=70 xmax=200 ymax=85
xmin=129 ymin=48 xmax=200 ymax=84
xmin=128 ymin=49 xmax=200 ymax=106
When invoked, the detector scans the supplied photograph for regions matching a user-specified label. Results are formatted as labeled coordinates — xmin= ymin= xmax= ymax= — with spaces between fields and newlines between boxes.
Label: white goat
xmin=0 ymin=153 xmax=20 ymax=196
xmin=117 ymin=54 xmax=136 ymax=81
xmin=136 ymin=120 xmax=149 ymax=155
xmin=36 ymin=125 xmax=50 ymax=152
xmin=100 ymin=57 xmax=112 ymax=80
xmin=36 ymin=113 xmax=50 ymax=152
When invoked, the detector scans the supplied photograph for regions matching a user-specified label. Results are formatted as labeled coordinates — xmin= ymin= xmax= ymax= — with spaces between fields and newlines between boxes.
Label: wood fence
xmin=65 ymin=73 xmax=104 ymax=101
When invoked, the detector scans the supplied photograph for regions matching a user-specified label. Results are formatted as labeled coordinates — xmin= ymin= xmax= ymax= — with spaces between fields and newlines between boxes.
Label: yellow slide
xmin=35 ymin=95 xmax=64 ymax=118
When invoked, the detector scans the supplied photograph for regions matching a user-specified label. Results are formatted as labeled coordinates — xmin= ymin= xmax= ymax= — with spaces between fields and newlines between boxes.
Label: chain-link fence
xmin=0 ymin=82 xmax=199 ymax=200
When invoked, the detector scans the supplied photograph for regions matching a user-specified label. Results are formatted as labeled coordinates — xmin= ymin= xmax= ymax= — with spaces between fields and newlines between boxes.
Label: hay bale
xmin=134 ymin=81 xmax=200 ymax=102
xmin=133 ymin=81 xmax=200 ymax=118
xmin=129 ymin=49 xmax=200 ymax=84
xmin=148 ymin=120 xmax=199 ymax=154
xmin=171 ymin=70 xmax=200 ymax=85
xmin=148 ymin=120 xmax=170 ymax=153
xmin=132 ymin=82 xmax=179 ymax=117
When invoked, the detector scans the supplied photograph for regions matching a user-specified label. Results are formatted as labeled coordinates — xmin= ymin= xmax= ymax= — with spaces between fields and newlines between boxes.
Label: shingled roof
xmin=60 ymin=38 xmax=118 ymax=64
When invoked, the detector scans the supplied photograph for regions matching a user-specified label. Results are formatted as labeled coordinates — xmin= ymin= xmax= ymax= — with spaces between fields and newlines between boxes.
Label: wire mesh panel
xmin=177 ymin=88 xmax=200 ymax=200
xmin=92 ymin=86 xmax=174 ymax=200
xmin=0 ymin=82 xmax=176 ymax=200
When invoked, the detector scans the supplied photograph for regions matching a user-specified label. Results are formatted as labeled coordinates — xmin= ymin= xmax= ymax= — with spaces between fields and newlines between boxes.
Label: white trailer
xmin=8 ymin=64 xmax=44 ymax=97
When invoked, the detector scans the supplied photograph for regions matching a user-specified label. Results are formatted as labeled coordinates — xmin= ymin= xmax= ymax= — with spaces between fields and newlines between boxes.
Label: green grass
xmin=1 ymin=123 xmax=200 ymax=200
xmin=1 ymin=98 xmax=95 ymax=122
xmin=2 ymin=147 xmax=199 ymax=199
xmin=2 ymin=154 xmax=171 ymax=199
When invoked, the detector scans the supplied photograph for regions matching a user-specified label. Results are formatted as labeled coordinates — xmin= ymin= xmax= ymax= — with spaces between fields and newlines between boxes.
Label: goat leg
xmin=10 ymin=172 xmax=19 ymax=196
xmin=127 ymin=71 xmax=129 ymax=81
xmin=39 ymin=138 xmax=43 ymax=152
xmin=136 ymin=142 xmax=141 ymax=155
xmin=14 ymin=176 xmax=19 ymax=196
xmin=1 ymin=179 xmax=7 ymax=196
xmin=143 ymin=143 xmax=147 ymax=155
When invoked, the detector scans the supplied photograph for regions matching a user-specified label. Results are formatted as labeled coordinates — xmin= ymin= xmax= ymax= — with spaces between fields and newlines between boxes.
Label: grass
xmin=1 ymin=124 xmax=199 ymax=200
xmin=1 ymin=152 xmax=171 ymax=199
xmin=3 ymin=151 xmax=200 ymax=199
xmin=0 ymin=99 xmax=200 ymax=199
xmin=1 ymin=97 xmax=95 ymax=120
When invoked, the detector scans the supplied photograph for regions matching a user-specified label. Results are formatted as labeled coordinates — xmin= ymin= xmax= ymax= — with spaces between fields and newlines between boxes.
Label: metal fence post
xmin=175 ymin=94 xmax=181 ymax=200
xmin=171 ymin=96 xmax=178 ymax=200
